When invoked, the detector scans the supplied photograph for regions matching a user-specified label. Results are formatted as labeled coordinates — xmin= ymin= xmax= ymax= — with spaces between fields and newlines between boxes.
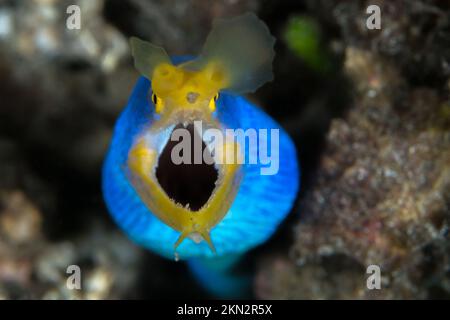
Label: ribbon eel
xmin=102 ymin=13 xmax=299 ymax=264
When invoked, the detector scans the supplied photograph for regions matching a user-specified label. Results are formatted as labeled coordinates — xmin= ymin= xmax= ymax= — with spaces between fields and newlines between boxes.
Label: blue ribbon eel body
xmin=102 ymin=14 xmax=299 ymax=297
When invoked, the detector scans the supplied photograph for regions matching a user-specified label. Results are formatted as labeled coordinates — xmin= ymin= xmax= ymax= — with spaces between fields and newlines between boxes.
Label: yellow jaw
xmin=127 ymin=138 xmax=242 ymax=252
xmin=127 ymin=60 xmax=240 ymax=252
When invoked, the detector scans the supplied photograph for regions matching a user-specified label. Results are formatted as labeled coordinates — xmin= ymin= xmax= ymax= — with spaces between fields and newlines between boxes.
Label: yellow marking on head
xmin=130 ymin=13 xmax=275 ymax=120
xmin=148 ymin=61 xmax=227 ymax=124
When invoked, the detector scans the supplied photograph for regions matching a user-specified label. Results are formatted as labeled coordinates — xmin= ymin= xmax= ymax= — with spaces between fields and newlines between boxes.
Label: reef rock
xmin=256 ymin=47 xmax=450 ymax=299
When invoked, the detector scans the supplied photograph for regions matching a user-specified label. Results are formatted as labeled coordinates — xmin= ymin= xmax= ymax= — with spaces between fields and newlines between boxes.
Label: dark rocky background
xmin=0 ymin=0 xmax=449 ymax=299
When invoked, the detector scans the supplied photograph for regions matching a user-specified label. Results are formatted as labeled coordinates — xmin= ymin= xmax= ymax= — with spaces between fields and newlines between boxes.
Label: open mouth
xmin=155 ymin=123 xmax=218 ymax=211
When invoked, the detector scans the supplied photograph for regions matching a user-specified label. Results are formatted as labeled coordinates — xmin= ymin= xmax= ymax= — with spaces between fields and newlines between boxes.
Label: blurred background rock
xmin=0 ymin=0 xmax=448 ymax=299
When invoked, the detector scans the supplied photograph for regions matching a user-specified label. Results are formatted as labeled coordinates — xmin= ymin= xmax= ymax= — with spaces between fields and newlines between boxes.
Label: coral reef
xmin=256 ymin=0 xmax=450 ymax=299
xmin=0 ymin=189 xmax=142 ymax=299
xmin=0 ymin=0 xmax=448 ymax=299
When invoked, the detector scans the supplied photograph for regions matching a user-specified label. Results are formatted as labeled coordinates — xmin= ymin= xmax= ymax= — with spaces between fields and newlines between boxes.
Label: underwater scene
xmin=0 ymin=0 xmax=449 ymax=301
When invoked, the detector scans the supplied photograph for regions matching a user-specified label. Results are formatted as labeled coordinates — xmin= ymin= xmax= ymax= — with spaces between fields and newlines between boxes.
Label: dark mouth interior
xmin=156 ymin=123 xmax=218 ymax=211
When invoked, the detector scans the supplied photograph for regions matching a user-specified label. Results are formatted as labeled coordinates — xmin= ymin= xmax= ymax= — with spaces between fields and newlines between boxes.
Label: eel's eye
xmin=151 ymin=92 xmax=163 ymax=113
xmin=209 ymin=93 xmax=219 ymax=111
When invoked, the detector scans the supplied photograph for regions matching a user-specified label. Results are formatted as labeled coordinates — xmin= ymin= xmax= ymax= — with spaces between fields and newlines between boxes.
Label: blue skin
xmin=102 ymin=57 xmax=300 ymax=297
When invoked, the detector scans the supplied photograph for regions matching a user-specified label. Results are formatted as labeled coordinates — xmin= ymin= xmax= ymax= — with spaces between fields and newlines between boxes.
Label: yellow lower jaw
xmin=127 ymin=138 xmax=242 ymax=253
